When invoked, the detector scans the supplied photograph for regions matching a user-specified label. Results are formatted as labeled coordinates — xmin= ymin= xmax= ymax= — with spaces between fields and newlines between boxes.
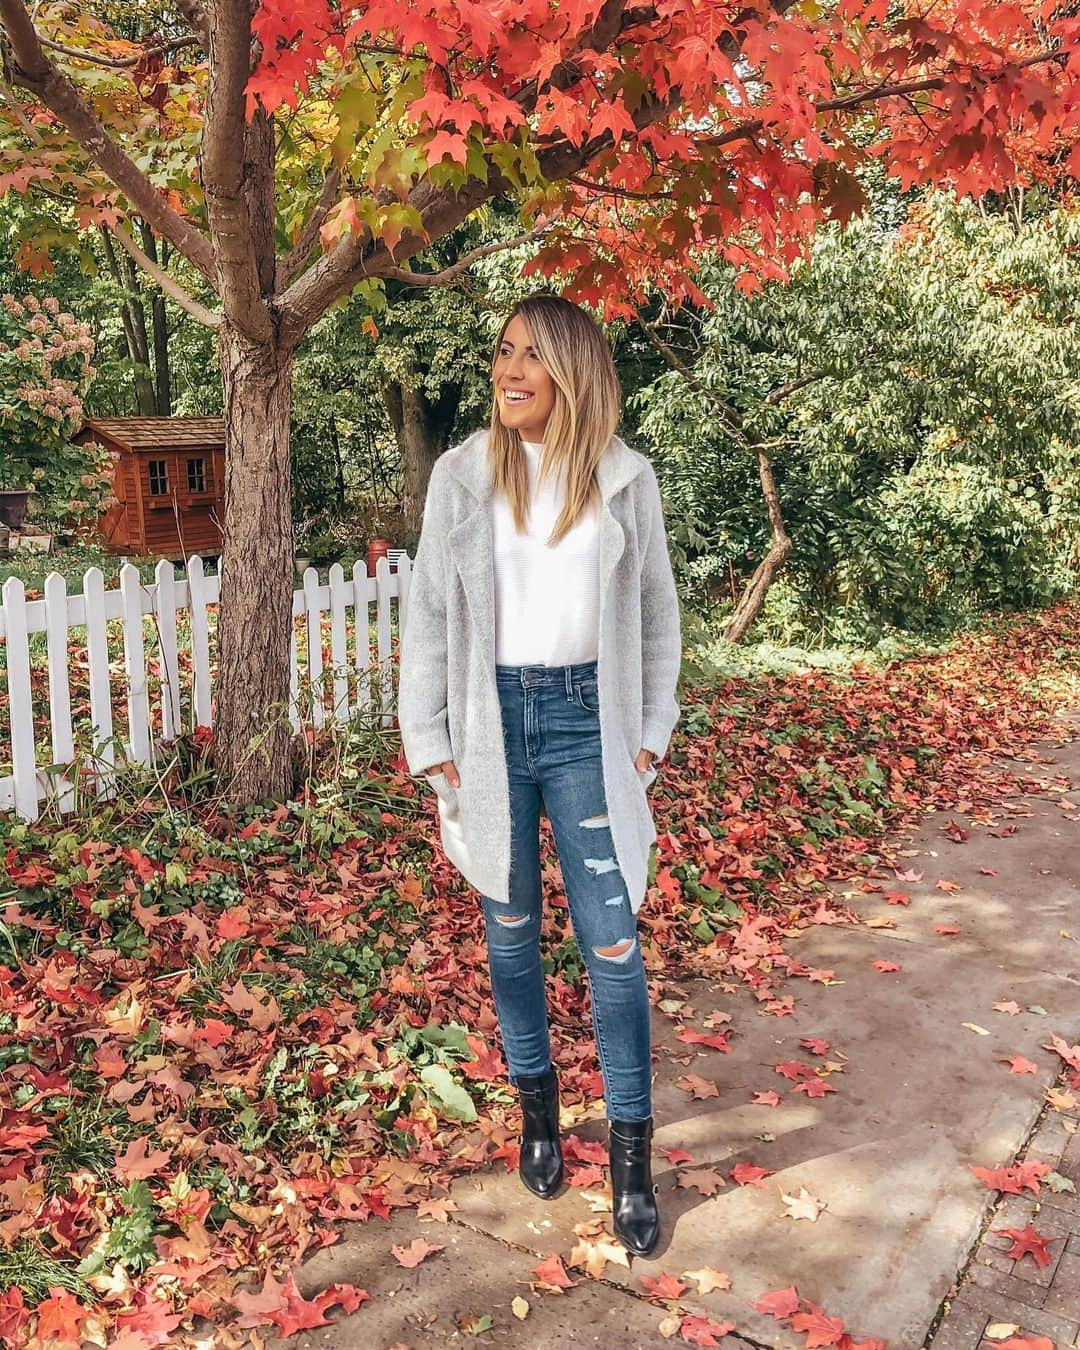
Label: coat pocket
xmin=635 ymin=760 xmax=659 ymax=789
xmin=425 ymin=770 xmax=462 ymax=820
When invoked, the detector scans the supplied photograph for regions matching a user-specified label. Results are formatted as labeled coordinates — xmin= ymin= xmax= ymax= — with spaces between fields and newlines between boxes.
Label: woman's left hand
xmin=634 ymin=748 xmax=656 ymax=773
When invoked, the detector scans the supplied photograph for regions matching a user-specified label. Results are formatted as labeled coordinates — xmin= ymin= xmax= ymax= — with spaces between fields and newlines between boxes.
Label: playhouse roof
xmin=80 ymin=417 xmax=226 ymax=450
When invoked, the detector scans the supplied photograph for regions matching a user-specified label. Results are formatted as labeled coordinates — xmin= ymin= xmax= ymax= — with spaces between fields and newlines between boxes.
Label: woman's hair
xmin=488 ymin=293 xmax=622 ymax=546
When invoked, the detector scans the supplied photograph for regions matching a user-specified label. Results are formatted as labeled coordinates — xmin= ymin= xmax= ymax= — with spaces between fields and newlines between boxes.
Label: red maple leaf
xmin=730 ymin=1162 xmax=772 ymax=1187
xmin=531 ymin=1252 xmax=576 ymax=1288
xmin=679 ymin=1312 xmax=737 ymax=1345
xmin=639 ymin=1271 xmax=688 ymax=1299
xmin=774 ymin=1060 xmax=817 ymax=1080
xmin=753 ymin=1285 xmax=800 ymax=1318
xmin=791 ymin=1300 xmax=846 ymax=1348
xmin=993 ymin=1223 xmax=1055 ymax=1268
xmin=970 ymin=1158 xmax=1052 ymax=1195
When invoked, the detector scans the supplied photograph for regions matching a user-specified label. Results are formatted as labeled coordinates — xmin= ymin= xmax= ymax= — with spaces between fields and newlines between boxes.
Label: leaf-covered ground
xmin=1 ymin=600 xmax=1078 ymax=1346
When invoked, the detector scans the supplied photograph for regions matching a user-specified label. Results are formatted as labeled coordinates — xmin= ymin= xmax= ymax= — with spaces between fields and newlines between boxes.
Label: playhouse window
xmin=187 ymin=458 xmax=207 ymax=493
xmin=147 ymin=460 xmax=169 ymax=495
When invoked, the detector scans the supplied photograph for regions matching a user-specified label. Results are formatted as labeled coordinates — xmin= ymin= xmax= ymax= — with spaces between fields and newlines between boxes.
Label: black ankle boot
xmin=608 ymin=1117 xmax=660 ymax=1256
xmin=514 ymin=1067 xmax=563 ymax=1199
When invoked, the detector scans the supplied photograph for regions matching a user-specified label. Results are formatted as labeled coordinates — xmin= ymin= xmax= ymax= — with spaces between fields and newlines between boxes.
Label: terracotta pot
xmin=367 ymin=538 xmax=392 ymax=576
xmin=0 ymin=488 xmax=29 ymax=530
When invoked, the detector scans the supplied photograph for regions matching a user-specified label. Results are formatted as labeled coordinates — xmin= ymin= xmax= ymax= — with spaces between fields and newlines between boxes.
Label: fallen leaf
xmin=639 ymin=1272 xmax=688 ymax=1300
xmin=934 ymin=924 xmax=960 ymax=936
xmin=662 ymin=1148 xmax=696 ymax=1165
xmin=994 ymin=1001 xmax=1021 ymax=1015
xmin=962 ymin=1022 xmax=990 ymax=1035
xmin=870 ymin=960 xmax=901 ymax=973
xmin=884 ymin=892 xmax=910 ymax=906
xmin=676 ymin=1074 xmax=719 ymax=1100
xmin=1003 ymin=1055 xmax=1038 ymax=1075
xmin=751 ymin=1090 xmax=781 ymax=1107
xmin=511 ymin=1296 xmax=529 ymax=1320
xmin=677 ymin=1167 xmax=726 ymax=1196
xmin=682 ymin=1266 xmax=731 ymax=1295
xmin=984 ymin=1325 xmax=1021 ymax=1340
xmin=568 ymin=1230 xmax=630 ymax=1279
xmin=730 ymin=1162 xmax=772 ymax=1187
xmin=780 ymin=1186 xmax=826 ymax=1221
xmin=391 ymin=1237 xmax=444 ymax=1268
xmin=678 ymin=1312 xmax=736 ymax=1345
xmin=753 ymin=1285 xmax=800 ymax=1318
xmin=993 ymin=1224 xmax=1055 ymax=1267
xmin=530 ymin=1252 xmax=576 ymax=1289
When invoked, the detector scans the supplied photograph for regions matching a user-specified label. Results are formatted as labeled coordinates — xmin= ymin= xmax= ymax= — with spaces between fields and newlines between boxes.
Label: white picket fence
xmin=0 ymin=550 xmax=415 ymax=821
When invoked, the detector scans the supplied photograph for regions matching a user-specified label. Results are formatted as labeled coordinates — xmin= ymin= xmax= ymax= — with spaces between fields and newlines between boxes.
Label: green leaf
xmin=419 ymin=1064 xmax=477 ymax=1122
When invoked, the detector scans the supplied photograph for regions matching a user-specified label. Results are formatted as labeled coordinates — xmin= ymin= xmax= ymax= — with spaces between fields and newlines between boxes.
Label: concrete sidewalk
xmin=276 ymin=724 xmax=1080 ymax=1349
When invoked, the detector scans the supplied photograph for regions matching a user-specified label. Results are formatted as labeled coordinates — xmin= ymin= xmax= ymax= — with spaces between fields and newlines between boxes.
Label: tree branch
xmin=0 ymin=0 xmax=217 ymax=283
xmin=276 ymin=164 xmax=342 ymax=290
xmin=698 ymin=48 xmax=1067 ymax=148
xmin=108 ymin=223 xmax=223 ymax=328
xmin=378 ymin=221 xmax=562 ymax=288
xmin=38 ymin=33 xmax=201 ymax=70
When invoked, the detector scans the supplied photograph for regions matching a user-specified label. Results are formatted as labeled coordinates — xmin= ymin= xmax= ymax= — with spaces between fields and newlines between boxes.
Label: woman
xmin=397 ymin=293 xmax=682 ymax=1257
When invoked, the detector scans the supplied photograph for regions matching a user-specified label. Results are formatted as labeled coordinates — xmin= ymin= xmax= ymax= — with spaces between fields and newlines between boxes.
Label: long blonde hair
xmin=488 ymin=294 xmax=622 ymax=546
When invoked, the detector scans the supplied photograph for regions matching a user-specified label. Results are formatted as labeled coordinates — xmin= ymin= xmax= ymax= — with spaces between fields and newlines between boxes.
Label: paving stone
xmin=928 ymin=1297 xmax=988 ymax=1350
xmin=968 ymin=1259 xmax=1048 ymax=1306
xmin=1043 ymin=1250 xmax=1080 ymax=1320
xmin=960 ymin=1278 xmax=1080 ymax=1346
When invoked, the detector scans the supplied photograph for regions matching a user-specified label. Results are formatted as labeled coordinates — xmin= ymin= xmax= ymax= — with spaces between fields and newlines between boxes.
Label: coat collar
xmin=441 ymin=428 xmax=646 ymax=505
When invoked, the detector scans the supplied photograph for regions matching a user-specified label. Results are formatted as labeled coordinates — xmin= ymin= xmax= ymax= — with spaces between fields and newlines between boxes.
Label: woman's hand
xmin=422 ymin=760 xmax=461 ymax=787
xmin=634 ymin=748 xmax=657 ymax=773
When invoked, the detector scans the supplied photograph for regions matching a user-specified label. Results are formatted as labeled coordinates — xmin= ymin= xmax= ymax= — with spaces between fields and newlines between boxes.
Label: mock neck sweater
xmin=491 ymin=439 xmax=601 ymax=667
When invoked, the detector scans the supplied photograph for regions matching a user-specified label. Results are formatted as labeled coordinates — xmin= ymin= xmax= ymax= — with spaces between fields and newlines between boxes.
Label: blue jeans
xmin=480 ymin=659 xmax=653 ymax=1121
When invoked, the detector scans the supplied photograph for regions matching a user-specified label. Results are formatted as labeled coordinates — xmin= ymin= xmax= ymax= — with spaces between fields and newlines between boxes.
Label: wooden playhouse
xmin=76 ymin=416 xmax=226 ymax=558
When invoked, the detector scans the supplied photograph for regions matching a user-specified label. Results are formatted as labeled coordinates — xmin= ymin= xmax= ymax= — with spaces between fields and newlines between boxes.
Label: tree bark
xmin=214 ymin=323 xmax=296 ymax=801
xmin=383 ymin=377 xmax=460 ymax=533
xmin=139 ymin=222 xmax=173 ymax=414
xmin=722 ymin=442 xmax=792 ymax=642
xmin=100 ymin=226 xmax=157 ymax=414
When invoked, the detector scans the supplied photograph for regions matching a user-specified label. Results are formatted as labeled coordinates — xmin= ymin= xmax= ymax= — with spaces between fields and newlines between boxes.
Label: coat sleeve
xmin=397 ymin=459 xmax=455 ymax=776
xmin=638 ymin=462 xmax=682 ymax=763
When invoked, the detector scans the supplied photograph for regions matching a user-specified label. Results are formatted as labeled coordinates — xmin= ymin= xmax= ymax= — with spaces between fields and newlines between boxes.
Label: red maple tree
xmin=0 ymin=0 xmax=1075 ymax=798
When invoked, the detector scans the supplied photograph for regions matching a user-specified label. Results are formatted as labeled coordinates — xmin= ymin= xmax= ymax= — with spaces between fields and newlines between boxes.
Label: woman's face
xmin=493 ymin=314 xmax=556 ymax=442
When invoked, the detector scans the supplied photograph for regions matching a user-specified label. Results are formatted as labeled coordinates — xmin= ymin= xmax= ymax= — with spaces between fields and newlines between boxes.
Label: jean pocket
xmin=573 ymin=677 xmax=600 ymax=714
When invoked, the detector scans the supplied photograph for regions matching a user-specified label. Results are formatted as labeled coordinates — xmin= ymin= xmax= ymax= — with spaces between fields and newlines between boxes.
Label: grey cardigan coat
xmin=396 ymin=427 xmax=682 ymax=916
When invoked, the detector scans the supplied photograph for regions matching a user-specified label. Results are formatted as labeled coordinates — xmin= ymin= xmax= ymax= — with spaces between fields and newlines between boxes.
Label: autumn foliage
xmin=0 ymin=599 xmax=1077 ymax=1343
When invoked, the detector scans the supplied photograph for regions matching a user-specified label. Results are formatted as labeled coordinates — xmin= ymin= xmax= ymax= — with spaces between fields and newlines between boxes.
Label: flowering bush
xmin=0 ymin=292 xmax=116 ymax=529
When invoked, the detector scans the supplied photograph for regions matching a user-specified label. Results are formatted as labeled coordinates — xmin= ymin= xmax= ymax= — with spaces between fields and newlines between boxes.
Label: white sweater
xmin=492 ymin=440 xmax=601 ymax=666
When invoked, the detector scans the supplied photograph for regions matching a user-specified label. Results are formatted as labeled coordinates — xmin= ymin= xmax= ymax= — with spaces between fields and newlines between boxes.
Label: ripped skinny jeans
xmin=479 ymin=659 xmax=653 ymax=1121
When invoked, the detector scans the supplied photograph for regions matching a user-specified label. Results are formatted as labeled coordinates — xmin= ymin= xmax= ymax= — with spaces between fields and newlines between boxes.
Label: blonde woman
xmin=397 ymin=293 xmax=682 ymax=1256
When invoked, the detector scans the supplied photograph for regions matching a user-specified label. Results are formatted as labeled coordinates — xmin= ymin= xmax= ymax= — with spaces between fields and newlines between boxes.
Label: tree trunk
xmin=214 ymin=322 xmax=296 ymax=801
xmin=383 ymin=377 xmax=460 ymax=533
xmin=101 ymin=226 xmax=157 ymax=415
xmin=723 ymin=441 xmax=793 ymax=642
xmin=139 ymin=223 xmax=173 ymax=414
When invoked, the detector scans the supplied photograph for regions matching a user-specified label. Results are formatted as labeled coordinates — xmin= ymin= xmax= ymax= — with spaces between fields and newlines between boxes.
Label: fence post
xmin=83 ymin=565 xmax=115 ymax=798
xmin=44 ymin=571 xmax=75 ymax=813
xmin=2 ymin=577 xmax=38 ymax=821
xmin=329 ymin=561 xmax=349 ymax=723
xmin=120 ymin=563 xmax=151 ymax=765
xmin=154 ymin=558 xmax=182 ymax=742
xmin=188 ymin=556 xmax=213 ymax=728
xmin=375 ymin=554 xmax=392 ymax=726
xmin=303 ymin=566 xmax=325 ymax=730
